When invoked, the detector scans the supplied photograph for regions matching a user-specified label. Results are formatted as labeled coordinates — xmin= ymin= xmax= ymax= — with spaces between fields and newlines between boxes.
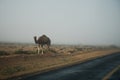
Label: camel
xmin=34 ymin=35 xmax=51 ymax=54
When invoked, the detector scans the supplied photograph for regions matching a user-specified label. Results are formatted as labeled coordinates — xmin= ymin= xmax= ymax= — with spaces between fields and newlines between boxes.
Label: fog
xmin=0 ymin=0 xmax=120 ymax=45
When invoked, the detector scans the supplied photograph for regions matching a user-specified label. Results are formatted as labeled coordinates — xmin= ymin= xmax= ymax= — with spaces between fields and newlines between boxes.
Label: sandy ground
xmin=0 ymin=44 xmax=119 ymax=79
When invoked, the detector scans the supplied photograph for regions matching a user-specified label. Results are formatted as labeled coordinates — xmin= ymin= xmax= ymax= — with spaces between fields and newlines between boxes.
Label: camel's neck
xmin=34 ymin=37 xmax=38 ymax=44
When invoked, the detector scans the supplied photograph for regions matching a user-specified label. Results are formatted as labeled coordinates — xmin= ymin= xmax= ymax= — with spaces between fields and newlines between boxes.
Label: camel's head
xmin=33 ymin=36 xmax=38 ymax=44
xmin=34 ymin=36 xmax=37 ymax=39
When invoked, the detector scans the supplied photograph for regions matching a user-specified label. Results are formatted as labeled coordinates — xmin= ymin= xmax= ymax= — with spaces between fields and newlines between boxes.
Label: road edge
xmin=102 ymin=65 xmax=120 ymax=80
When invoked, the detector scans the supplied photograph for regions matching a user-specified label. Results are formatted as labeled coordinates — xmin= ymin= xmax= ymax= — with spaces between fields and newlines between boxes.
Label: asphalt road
xmin=22 ymin=52 xmax=120 ymax=80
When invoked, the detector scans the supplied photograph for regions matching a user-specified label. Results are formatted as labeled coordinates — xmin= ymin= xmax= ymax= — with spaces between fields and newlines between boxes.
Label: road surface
xmin=21 ymin=52 xmax=120 ymax=80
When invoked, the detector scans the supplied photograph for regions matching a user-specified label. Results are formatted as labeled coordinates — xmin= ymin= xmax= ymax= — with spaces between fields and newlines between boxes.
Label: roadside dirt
xmin=0 ymin=44 xmax=120 ymax=79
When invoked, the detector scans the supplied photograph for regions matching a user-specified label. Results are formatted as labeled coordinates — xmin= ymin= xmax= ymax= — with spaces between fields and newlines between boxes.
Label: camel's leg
xmin=48 ymin=45 xmax=50 ymax=50
xmin=44 ymin=45 xmax=48 ymax=51
xmin=47 ymin=45 xmax=50 ymax=51
xmin=41 ymin=47 xmax=43 ymax=54
xmin=40 ymin=45 xmax=44 ymax=55
xmin=37 ymin=45 xmax=40 ymax=54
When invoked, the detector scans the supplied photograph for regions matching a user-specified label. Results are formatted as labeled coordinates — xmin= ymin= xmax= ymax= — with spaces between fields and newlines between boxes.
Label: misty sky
xmin=0 ymin=0 xmax=120 ymax=45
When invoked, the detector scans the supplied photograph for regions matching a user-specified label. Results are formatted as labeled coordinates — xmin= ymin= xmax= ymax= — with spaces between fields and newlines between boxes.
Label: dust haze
xmin=0 ymin=0 xmax=120 ymax=46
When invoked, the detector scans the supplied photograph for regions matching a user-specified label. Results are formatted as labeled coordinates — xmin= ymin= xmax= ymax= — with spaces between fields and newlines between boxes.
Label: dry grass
xmin=0 ymin=43 xmax=119 ymax=79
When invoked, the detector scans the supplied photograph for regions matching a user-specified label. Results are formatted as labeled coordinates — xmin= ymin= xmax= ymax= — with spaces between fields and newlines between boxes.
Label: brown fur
xmin=34 ymin=35 xmax=51 ymax=54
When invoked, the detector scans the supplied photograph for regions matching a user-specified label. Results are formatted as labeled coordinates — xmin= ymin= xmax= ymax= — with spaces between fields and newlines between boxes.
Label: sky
xmin=0 ymin=0 xmax=120 ymax=45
